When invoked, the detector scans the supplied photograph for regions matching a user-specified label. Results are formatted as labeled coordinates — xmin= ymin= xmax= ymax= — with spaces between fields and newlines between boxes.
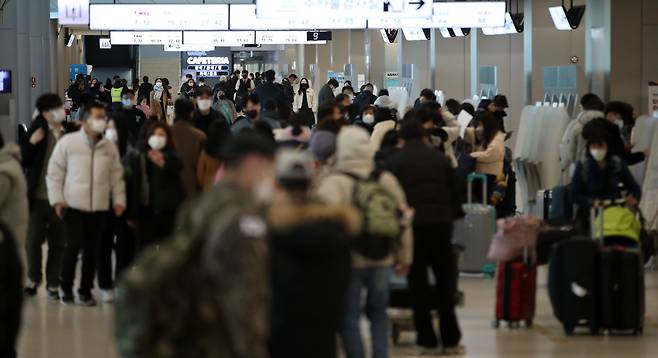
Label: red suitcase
xmin=493 ymin=260 xmax=537 ymax=328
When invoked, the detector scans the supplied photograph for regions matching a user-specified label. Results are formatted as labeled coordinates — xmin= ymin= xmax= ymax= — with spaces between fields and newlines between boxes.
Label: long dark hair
xmin=474 ymin=111 xmax=500 ymax=148
xmin=298 ymin=78 xmax=310 ymax=95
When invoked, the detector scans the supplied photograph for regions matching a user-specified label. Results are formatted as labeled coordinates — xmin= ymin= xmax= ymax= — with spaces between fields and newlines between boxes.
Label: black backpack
xmin=342 ymin=171 xmax=402 ymax=260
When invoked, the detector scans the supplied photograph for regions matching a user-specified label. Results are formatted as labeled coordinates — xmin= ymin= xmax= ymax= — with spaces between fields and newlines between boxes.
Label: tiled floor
xmin=18 ymin=268 xmax=658 ymax=358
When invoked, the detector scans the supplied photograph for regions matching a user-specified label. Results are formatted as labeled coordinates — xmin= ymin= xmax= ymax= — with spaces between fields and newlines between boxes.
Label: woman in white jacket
xmin=293 ymin=78 xmax=317 ymax=127
xmin=470 ymin=111 xmax=506 ymax=178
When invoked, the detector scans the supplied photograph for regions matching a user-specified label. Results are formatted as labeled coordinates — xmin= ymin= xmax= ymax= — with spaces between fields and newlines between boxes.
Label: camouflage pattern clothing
xmin=115 ymin=183 xmax=269 ymax=358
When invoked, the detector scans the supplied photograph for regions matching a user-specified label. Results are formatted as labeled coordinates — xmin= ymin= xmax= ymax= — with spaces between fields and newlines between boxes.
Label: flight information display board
xmin=256 ymin=0 xmax=433 ymax=19
xmin=90 ymin=4 xmax=229 ymax=30
xmin=230 ymin=4 xmax=366 ymax=30
xmin=110 ymin=31 xmax=182 ymax=46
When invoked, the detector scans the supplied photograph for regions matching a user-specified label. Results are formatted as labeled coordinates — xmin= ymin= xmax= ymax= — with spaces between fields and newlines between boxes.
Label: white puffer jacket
xmin=47 ymin=129 xmax=126 ymax=212
xmin=559 ymin=110 xmax=605 ymax=172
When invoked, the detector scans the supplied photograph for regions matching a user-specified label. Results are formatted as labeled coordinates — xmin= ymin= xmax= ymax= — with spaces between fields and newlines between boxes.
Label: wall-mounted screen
xmin=256 ymin=0 xmax=433 ymax=19
xmin=255 ymin=31 xmax=327 ymax=45
xmin=184 ymin=31 xmax=255 ymax=46
xmin=0 ymin=70 xmax=11 ymax=94
xmin=90 ymin=4 xmax=229 ymax=31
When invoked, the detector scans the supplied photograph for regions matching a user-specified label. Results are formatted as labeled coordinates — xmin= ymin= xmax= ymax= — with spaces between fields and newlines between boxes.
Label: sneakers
xmin=77 ymin=292 xmax=97 ymax=307
xmin=24 ymin=281 xmax=39 ymax=297
xmin=61 ymin=291 xmax=75 ymax=305
xmin=46 ymin=287 xmax=60 ymax=301
xmin=100 ymin=289 xmax=115 ymax=304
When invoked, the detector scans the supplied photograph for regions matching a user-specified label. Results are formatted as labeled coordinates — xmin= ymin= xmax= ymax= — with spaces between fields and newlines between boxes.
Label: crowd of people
xmin=0 ymin=67 xmax=648 ymax=358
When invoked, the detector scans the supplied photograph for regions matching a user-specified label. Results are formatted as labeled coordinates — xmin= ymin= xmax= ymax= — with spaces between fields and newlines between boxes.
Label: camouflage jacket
xmin=115 ymin=183 xmax=269 ymax=358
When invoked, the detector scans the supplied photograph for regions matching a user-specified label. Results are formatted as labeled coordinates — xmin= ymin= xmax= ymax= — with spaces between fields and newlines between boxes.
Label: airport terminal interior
xmin=2 ymin=0 xmax=658 ymax=357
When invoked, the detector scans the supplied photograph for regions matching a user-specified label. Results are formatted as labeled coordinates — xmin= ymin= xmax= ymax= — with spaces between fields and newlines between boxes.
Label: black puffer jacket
xmin=0 ymin=222 xmax=22 ymax=358
xmin=267 ymin=203 xmax=357 ymax=358
xmin=123 ymin=148 xmax=186 ymax=220
xmin=389 ymin=139 xmax=461 ymax=225
xmin=20 ymin=116 xmax=76 ymax=197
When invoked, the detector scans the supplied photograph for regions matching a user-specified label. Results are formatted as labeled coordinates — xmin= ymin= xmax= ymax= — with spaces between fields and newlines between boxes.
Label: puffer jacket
xmin=0 ymin=144 xmax=29 ymax=245
xmin=316 ymin=126 xmax=413 ymax=269
xmin=560 ymin=110 xmax=604 ymax=172
xmin=47 ymin=129 xmax=126 ymax=212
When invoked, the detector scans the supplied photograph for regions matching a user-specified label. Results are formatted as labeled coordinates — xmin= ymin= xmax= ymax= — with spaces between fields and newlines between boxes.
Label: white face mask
xmin=197 ymin=99 xmax=212 ymax=111
xmin=88 ymin=118 xmax=107 ymax=134
xmin=105 ymin=128 xmax=118 ymax=143
xmin=148 ymin=135 xmax=167 ymax=151
xmin=362 ymin=113 xmax=375 ymax=124
xmin=154 ymin=82 xmax=163 ymax=91
xmin=590 ymin=148 xmax=607 ymax=162
xmin=49 ymin=107 xmax=67 ymax=123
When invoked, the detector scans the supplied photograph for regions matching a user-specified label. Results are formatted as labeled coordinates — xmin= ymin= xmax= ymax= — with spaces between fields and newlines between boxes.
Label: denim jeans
xmin=341 ymin=266 xmax=390 ymax=358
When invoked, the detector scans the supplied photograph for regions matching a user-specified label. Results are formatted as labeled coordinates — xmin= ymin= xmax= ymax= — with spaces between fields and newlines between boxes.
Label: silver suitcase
xmin=454 ymin=173 xmax=497 ymax=275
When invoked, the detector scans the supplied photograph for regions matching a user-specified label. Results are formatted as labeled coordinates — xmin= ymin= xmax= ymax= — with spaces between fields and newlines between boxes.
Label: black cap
xmin=493 ymin=95 xmax=509 ymax=108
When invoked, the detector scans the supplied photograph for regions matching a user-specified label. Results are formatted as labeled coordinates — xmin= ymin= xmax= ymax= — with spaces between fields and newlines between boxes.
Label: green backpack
xmin=594 ymin=206 xmax=642 ymax=242
xmin=342 ymin=171 xmax=402 ymax=260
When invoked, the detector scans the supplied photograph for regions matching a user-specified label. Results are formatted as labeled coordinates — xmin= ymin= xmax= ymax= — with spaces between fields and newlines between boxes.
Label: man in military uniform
xmin=115 ymin=130 xmax=277 ymax=358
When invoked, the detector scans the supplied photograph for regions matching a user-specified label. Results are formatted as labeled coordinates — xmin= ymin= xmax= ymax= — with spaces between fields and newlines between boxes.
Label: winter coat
xmin=213 ymin=99 xmax=238 ymax=124
xmin=369 ymin=120 xmax=396 ymax=151
xmin=115 ymin=183 xmax=269 ymax=358
xmin=352 ymin=90 xmax=377 ymax=112
xmin=471 ymin=131 xmax=506 ymax=177
xmin=317 ymin=84 xmax=335 ymax=106
xmin=315 ymin=127 xmax=413 ymax=269
xmin=572 ymin=154 xmax=642 ymax=209
xmin=293 ymin=89 xmax=318 ymax=113
xmin=171 ymin=120 xmax=207 ymax=196
xmin=123 ymin=148 xmax=185 ymax=221
xmin=254 ymin=81 xmax=290 ymax=120
xmin=0 ymin=144 xmax=29 ymax=245
xmin=0 ymin=220 xmax=22 ymax=358
xmin=20 ymin=116 xmax=75 ymax=197
xmin=560 ymin=110 xmax=604 ymax=171
xmin=389 ymin=140 xmax=460 ymax=226
xmin=267 ymin=203 xmax=357 ymax=358
xmin=194 ymin=109 xmax=223 ymax=136
xmin=197 ymin=150 xmax=222 ymax=192
xmin=46 ymin=129 xmax=126 ymax=212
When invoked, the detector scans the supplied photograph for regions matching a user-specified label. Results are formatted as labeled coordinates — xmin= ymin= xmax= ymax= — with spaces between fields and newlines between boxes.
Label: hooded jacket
xmin=560 ymin=110 xmax=604 ymax=171
xmin=0 ymin=144 xmax=29 ymax=245
xmin=267 ymin=203 xmax=357 ymax=358
xmin=46 ymin=129 xmax=126 ymax=212
xmin=316 ymin=126 xmax=413 ymax=268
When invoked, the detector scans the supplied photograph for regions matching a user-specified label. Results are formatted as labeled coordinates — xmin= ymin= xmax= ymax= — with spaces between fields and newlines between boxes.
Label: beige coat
xmin=0 ymin=144 xmax=28 ymax=245
xmin=316 ymin=126 xmax=413 ymax=268
xmin=171 ymin=121 xmax=207 ymax=196
xmin=471 ymin=131 xmax=506 ymax=178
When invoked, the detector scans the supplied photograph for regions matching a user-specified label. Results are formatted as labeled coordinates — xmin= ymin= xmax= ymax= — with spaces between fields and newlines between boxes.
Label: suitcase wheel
xmin=525 ymin=319 xmax=533 ymax=328
xmin=392 ymin=324 xmax=401 ymax=345
xmin=492 ymin=319 xmax=500 ymax=329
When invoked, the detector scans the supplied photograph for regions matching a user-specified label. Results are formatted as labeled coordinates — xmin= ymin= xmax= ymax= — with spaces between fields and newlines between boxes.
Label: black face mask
xmin=300 ymin=83 xmax=309 ymax=90
xmin=242 ymin=75 xmax=248 ymax=79
xmin=246 ymin=110 xmax=258 ymax=119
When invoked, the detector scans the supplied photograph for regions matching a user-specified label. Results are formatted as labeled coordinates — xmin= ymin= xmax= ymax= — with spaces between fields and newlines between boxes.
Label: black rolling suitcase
xmin=599 ymin=247 xmax=645 ymax=335
xmin=548 ymin=238 xmax=600 ymax=335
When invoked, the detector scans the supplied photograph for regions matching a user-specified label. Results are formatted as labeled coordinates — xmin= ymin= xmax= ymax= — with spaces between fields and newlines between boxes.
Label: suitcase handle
xmin=590 ymin=206 xmax=605 ymax=245
xmin=467 ymin=173 xmax=488 ymax=205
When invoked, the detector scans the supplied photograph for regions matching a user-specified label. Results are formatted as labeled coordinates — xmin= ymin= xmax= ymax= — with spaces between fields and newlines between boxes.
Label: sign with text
xmin=110 ymin=31 xmax=182 ymax=46
xmin=256 ymin=31 xmax=327 ymax=45
xmin=164 ymin=43 xmax=214 ymax=52
xmin=431 ymin=2 xmax=506 ymax=28
xmin=307 ymin=31 xmax=332 ymax=41
xmin=90 ymin=4 xmax=229 ymax=31
xmin=99 ymin=38 xmax=112 ymax=49
xmin=182 ymin=49 xmax=232 ymax=78
xmin=184 ymin=31 xmax=255 ymax=46
xmin=0 ymin=70 xmax=11 ymax=94
xmin=230 ymin=4 xmax=366 ymax=30
xmin=257 ymin=0 xmax=432 ymax=19
xmin=58 ymin=0 xmax=90 ymax=25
